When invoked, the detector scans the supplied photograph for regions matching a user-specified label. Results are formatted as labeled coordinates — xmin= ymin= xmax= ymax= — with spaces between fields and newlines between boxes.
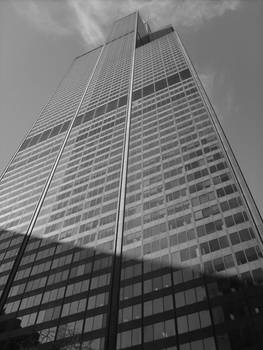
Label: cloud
xmin=199 ymin=70 xmax=224 ymax=121
xmin=68 ymin=0 xmax=241 ymax=44
xmin=68 ymin=0 xmax=107 ymax=45
xmin=199 ymin=69 xmax=239 ymax=122
xmin=199 ymin=71 xmax=216 ymax=98
xmin=12 ymin=0 xmax=241 ymax=45
xmin=11 ymin=0 xmax=72 ymax=36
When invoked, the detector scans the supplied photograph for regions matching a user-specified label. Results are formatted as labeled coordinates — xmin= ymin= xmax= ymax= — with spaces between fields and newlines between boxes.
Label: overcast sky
xmin=0 ymin=0 xmax=262 ymax=215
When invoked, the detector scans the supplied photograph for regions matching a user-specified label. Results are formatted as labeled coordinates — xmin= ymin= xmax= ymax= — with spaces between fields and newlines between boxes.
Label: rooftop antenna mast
xmin=143 ymin=16 xmax=152 ymax=33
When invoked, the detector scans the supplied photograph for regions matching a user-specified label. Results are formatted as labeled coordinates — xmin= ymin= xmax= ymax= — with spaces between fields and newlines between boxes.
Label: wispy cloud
xmin=68 ymin=0 xmax=241 ymax=44
xmin=68 ymin=0 xmax=108 ymax=45
xmin=11 ymin=0 xmax=72 ymax=36
xmin=200 ymin=71 xmax=216 ymax=98
xmin=199 ymin=69 xmax=239 ymax=122
xmin=12 ymin=0 xmax=241 ymax=45
xmin=199 ymin=70 xmax=224 ymax=120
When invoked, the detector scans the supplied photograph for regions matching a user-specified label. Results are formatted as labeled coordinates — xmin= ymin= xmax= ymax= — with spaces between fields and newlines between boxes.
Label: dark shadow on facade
xmin=0 ymin=229 xmax=262 ymax=350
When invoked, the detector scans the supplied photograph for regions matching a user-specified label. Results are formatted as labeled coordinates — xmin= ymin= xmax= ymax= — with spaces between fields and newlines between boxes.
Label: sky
xmin=0 ymin=0 xmax=262 ymax=216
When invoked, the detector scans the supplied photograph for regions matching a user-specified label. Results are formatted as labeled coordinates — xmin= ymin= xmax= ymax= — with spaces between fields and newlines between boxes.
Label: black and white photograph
xmin=0 ymin=1 xmax=262 ymax=349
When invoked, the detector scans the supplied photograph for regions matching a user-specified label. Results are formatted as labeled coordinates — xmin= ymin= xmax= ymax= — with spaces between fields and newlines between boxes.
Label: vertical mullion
xmin=0 ymin=45 xmax=105 ymax=313
xmin=175 ymin=32 xmax=263 ymax=246
xmin=0 ymin=61 xmax=76 ymax=183
xmin=106 ymin=11 xmax=138 ymax=350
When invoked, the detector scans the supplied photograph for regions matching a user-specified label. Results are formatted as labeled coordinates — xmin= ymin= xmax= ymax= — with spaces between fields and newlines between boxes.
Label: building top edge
xmin=74 ymin=44 xmax=104 ymax=61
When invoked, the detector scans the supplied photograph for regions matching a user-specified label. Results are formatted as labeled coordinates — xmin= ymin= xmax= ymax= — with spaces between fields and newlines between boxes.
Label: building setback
xmin=0 ymin=12 xmax=263 ymax=350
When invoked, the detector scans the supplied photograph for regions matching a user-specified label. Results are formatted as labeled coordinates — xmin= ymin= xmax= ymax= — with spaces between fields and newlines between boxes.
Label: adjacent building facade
xmin=0 ymin=12 xmax=263 ymax=350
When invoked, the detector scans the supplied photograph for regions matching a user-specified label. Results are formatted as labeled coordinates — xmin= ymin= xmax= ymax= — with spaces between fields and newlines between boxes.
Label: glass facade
xmin=0 ymin=12 xmax=263 ymax=350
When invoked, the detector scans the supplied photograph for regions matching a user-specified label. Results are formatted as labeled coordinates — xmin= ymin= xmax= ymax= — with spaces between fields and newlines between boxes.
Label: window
xmin=194 ymin=205 xmax=219 ymax=220
xmin=143 ymin=295 xmax=173 ymax=317
xmin=117 ymin=328 xmax=141 ymax=348
xmin=144 ymin=319 xmax=175 ymax=342
xmin=84 ymin=314 xmax=106 ymax=333
xmin=180 ymin=245 xmax=198 ymax=261
xmin=177 ymin=310 xmax=211 ymax=334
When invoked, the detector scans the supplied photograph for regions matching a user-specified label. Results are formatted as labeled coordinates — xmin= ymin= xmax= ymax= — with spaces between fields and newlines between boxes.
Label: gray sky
xmin=0 ymin=0 xmax=262 ymax=215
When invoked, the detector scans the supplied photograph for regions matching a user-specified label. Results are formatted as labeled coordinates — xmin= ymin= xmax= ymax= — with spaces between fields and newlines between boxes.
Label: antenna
xmin=143 ymin=16 xmax=152 ymax=33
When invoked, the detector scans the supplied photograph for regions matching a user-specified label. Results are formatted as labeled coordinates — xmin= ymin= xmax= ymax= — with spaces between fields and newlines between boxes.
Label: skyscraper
xmin=0 ymin=11 xmax=263 ymax=350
